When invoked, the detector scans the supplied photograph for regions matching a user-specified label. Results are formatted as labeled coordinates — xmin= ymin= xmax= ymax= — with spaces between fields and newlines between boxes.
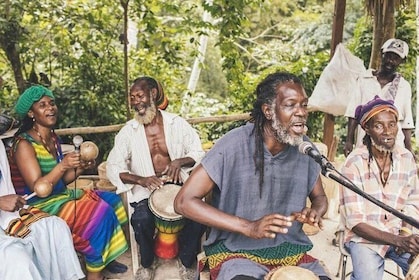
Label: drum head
xmin=265 ymin=266 xmax=319 ymax=280
xmin=149 ymin=184 xmax=182 ymax=221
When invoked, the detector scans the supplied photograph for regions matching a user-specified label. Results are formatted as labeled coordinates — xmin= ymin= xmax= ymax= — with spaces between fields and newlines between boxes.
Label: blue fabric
xmin=345 ymin=241 xmax=410 ymax=280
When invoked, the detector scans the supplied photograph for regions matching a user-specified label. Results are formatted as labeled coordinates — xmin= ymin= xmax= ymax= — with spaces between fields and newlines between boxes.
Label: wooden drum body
xmin=148 ymin=184 xmax=184 ymax=259
xmin=264 ymin=266 xmax=319 ymax=280
xmin=406 ymin=255 xmax=419 ymax=280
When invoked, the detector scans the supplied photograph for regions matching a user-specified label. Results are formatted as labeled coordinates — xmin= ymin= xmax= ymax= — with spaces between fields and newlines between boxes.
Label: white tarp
xmin=308 ymin=43 xmax=366 ymax=116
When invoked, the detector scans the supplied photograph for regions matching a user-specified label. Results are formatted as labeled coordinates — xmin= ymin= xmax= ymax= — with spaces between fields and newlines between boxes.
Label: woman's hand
xmin=61 ymin=151 xmax=82 ymax=170
xmin=80 ymin=159 xmax=96 ymax=170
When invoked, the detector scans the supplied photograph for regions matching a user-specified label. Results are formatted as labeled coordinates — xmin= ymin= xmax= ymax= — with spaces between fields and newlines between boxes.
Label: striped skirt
xmin=30 ymin=188 xmax=128 ymax=272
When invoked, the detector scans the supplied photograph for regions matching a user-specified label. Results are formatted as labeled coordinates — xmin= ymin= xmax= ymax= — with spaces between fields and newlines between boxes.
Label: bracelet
xmin=399 ymin=226 xmax=412 ymax=236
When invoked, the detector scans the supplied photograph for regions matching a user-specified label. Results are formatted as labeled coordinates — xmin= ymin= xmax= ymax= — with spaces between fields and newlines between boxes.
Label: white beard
xmin=134 ymin=101 xmax=157 ymax=125
xmin=271 ymin=111 xmax=303 ymax=146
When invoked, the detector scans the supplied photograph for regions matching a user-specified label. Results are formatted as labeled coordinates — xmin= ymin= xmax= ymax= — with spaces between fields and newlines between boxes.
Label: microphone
xmin=72 ymin=135 xmax=83 ymax=153
xmin=298 ymin=141 xmax=335 ymax=170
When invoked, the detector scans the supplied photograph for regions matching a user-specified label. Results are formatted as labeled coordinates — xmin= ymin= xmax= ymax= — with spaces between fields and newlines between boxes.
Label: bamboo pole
xmin=55 ymin=113 xmax=251 ymax=136
xmin=120 ymin=0 xmax=130 ymax=121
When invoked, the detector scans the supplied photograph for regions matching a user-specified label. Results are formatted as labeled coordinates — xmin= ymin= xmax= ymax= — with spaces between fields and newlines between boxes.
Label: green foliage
xmin=0 ymin=0 xmax=417 ymax=158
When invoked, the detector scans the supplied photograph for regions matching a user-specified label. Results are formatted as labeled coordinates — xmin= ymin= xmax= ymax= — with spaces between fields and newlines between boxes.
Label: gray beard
xmin=371 ymin=138 xmax=394 ymax=153
xmin=271 ymin=114 xmax=303 ymax=146
xmin=134 ymin=102 xmax=157 ymax=125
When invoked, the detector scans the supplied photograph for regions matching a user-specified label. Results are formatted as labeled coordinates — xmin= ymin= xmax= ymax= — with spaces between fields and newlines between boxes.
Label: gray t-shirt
xmin=201 ymin=122 xmax=321 ymax=251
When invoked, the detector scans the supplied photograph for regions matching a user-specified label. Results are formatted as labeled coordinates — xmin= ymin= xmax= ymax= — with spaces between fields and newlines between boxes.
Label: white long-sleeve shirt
xmin=0 ymin=141 xmax=20 ymax=230
xmin=106 ymin=110 xmax=205 ymax=203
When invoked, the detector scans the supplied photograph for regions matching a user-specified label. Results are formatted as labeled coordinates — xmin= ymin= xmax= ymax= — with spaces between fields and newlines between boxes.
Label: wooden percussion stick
xmin=23 ymin=192 xmax=37 ymax=200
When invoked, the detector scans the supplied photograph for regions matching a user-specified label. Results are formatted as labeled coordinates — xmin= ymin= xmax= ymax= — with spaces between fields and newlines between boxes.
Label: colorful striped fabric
xmin=199 ymin=241 xmax=316 ymax=280
xmin=4 ymin=206 xmax=50 ymax=238
xmin=9 ymin=133 xmax=128 ymax=272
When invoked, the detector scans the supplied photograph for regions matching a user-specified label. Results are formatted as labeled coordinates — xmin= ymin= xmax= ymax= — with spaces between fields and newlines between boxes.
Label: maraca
xmin=24 ymin=179 xmax=52 ymax=200
xmin=80 ymin=141 xmax=99 ymax=161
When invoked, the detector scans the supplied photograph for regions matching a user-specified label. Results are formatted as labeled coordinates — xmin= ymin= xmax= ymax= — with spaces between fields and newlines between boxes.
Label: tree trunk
xmin=369 ymin=0 xmax=396 ymax=69
xmin=1 ymin=0 xmax=25 ymax=93
xmin=2 ymin=43 xmax=25 ymax=93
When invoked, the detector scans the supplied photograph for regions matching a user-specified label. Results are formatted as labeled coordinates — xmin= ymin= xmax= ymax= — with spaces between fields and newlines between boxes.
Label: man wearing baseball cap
xmin=343 ymin=38 xmax=414 ymax=158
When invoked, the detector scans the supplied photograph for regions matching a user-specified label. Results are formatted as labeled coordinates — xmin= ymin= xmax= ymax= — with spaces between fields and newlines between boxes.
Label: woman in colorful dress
xmin=8 ymin=85 xmax=128 ymax=280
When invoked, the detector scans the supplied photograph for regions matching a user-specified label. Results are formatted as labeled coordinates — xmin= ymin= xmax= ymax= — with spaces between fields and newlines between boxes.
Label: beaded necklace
xmin=32 ymin=126 xmax=58 ymax=158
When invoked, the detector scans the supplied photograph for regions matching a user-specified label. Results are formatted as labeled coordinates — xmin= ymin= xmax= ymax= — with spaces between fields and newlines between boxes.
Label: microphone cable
xmin=71 ymin=135 xmax=83 ymax=233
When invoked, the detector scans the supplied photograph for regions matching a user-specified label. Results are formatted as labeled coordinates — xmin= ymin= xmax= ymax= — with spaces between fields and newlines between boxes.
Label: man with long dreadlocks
xmin=340 ymin=95 xmax=419 ymax=279
xmin=174 ymin=71 xmax=331 ymax=279
xmin=107 ymin=76 xmax=206 ymax=280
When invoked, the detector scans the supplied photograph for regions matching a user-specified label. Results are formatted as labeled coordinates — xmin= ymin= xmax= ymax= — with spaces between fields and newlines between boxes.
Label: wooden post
xmin=323 ymin=0 xmax=346 ymax=160
xmin=120 ymin=0 xmax=130 ymax=121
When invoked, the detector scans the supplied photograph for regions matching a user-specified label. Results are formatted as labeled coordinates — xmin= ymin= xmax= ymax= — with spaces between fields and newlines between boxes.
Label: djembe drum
xmin=264 ymin=266 xmax=319 ymax=280
xmin=148 ymin=183 xmax=185 ymax=259
xmin=406 ymin=255 xmax=419 ymax=280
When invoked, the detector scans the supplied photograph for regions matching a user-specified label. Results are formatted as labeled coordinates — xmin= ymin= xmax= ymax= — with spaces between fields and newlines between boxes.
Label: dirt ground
xmin=103 ymin=217 xmax=403 ymax=280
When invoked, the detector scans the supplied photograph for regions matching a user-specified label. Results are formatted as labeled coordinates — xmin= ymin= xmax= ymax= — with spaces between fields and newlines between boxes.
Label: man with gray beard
xmin=174 ymin=71 xmax=331 ymax=279
xmin=106 ymin=76 xmax=206 ymax=280
xmin=340 ymin=96 xmax=419 ymax=279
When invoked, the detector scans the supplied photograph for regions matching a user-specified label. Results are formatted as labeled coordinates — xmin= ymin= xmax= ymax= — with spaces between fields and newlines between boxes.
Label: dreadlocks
xmin=132 ymin=76 xmax=168 ymax=110
xmin=250 ymin=72 xmax=303 ymax=194
xmin=362 ymin=126 xmax=394 ymax=180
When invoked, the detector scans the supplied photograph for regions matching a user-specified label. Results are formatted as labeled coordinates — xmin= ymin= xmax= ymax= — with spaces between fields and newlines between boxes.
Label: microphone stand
xmin=319 ymin=158 xmax=419 ymax=229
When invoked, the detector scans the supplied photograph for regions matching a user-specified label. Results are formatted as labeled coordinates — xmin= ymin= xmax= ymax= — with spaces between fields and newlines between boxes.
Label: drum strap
xmin=199 ymin=241 xmax=316 ymax=279
xmin=5 ymin=206 xmax=50 ymax=238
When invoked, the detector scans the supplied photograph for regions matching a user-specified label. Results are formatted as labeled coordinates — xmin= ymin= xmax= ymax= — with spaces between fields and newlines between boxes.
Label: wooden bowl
xmin=98 ymin=161 xmax=108 ymax=181
xmin=67 ymin=179 xmax=94 ymax=190
xmin=95 ymin=180 xmax=117 ymax=192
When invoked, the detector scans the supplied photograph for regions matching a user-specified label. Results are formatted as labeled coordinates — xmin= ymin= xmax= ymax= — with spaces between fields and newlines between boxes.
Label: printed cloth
xmin=199 ymin=241 xmax=315 ymax=279
xmin=5 ymin=206 xmax=50 ymax=238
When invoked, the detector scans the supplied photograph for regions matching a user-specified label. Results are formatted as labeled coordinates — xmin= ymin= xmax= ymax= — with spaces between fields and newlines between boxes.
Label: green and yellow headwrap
xmin=355 ymin=95 xmax=398 ymax=129
xmin=15 ymin=85 xmax=55 ymax=119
